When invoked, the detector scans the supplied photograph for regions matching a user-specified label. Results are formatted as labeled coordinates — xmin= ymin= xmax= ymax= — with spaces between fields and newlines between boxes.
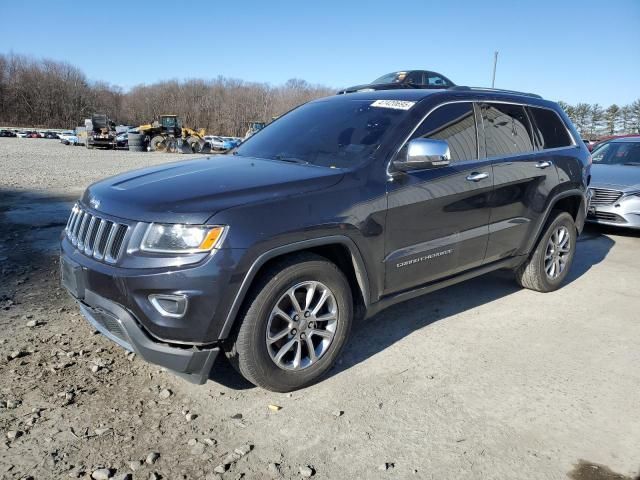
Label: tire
xmin=225 ymin=253 xmax=353 ymax=392
xmin=150 ymin=135 xmax=167 ymax=152
xmin=127 ymin=133 xmax=145 ymax=152
xmin=515 ymin=211 xmax=577 ymax=292
xmin=187 ymin=136 xmax=202 ymax=153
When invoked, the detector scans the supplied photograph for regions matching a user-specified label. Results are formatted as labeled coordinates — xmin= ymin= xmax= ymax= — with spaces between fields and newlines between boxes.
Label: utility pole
xmin=491 ymin=51 xmax=498 ymax=88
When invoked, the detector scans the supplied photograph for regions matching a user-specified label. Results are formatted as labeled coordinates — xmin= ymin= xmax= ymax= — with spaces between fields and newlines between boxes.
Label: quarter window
xmin=528 ymin=107 xmax=573 ymax=149
xmin=409 ymin=102 xmax=478 ymax=162
xmin=482 ymin=103 xmax=535 ymax=157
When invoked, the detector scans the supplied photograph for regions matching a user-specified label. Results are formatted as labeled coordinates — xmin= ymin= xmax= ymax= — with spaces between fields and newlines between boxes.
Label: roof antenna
xmin=491 ymin=51 xmax=499 ymax=88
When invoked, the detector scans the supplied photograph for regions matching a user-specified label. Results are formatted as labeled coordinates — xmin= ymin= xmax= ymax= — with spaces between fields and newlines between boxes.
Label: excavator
xmin=136 ymin=115 xmax=210 ymax=153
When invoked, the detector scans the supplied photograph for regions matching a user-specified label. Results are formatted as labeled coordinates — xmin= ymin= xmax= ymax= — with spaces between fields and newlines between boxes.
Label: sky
xmin=1 ymin=0 xmax=639 ymax=106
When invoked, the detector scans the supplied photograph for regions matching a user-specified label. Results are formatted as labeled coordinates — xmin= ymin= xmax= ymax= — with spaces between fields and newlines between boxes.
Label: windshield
xmin=371 ymin=72 xmax=406 ymax=84
xmin=592 ymin=141 xmax=640 ymax=166
xmin=235 ymin=99 xmax=412 ymax=168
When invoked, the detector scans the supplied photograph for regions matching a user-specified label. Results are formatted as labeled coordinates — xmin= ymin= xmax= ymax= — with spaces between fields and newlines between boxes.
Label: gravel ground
xmin=0 ymin=138 xmax=188 ymax=196
xmin=1 ymin=137 xmax=639 ymax=480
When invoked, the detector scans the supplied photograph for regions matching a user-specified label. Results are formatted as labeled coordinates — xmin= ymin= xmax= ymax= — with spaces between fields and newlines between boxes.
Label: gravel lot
xmin=1 ymin=137 xmax=639 ymax=480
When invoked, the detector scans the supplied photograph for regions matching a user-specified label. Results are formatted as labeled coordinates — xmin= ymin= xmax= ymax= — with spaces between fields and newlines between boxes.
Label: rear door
xmin=384 ymin=102 xmax=493 ymax=294
xmin=480 ymin=102 xmax=561 ymax=263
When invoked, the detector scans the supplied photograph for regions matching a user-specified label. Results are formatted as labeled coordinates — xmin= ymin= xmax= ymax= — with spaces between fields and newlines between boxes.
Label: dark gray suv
xmin=60 ymin=87 xmax=590 ymax=391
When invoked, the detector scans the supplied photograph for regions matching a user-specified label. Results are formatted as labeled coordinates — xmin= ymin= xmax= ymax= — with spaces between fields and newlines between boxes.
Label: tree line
xmin=558 ymin=100 xmax=640 ymax=139
xmin=1 ymin=53 xmax=638 ymax=138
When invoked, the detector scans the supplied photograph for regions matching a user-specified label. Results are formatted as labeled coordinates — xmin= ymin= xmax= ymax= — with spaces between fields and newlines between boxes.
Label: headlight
xmin=140 ymin=224 xmax=226 ymax=253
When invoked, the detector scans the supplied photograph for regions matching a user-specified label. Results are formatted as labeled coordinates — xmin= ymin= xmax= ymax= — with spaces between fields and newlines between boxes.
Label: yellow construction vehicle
xmin=137 ymin=115 xmax=208 ymax=153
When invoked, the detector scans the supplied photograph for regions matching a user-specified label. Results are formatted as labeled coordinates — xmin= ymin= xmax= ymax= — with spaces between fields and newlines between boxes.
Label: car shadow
xmin=323 ymin=227 xmax=615 ymax=382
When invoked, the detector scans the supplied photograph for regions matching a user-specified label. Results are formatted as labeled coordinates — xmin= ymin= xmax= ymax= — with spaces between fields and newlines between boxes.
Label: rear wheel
xmin=225 ymin=253 xmax=353 ymax=392
xmin=515 ymin=211 xmax=577 ymax=292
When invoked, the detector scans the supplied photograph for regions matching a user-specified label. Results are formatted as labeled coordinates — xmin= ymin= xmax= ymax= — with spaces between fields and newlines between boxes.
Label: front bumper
xmin=76 ymin=289 xmax=219 ymax=384
xmin=586 ymin=194 xmax=640 ymax=229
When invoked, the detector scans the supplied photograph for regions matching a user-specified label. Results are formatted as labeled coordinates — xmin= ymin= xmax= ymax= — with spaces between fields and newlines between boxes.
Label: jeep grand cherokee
xmin=60 ymin=87 xmax=590 ymax=392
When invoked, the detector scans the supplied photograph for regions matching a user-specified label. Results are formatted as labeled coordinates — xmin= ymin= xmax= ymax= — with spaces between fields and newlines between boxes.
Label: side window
xmin=527 ymin=107 xmax=573 ymax=149
xmin=424 ymin=73 xmax=448 ymax=87
xmin=409 ymin=102 xmax=478 ymax=162
xmin=482 ymin=103 xmax=535 ymax=157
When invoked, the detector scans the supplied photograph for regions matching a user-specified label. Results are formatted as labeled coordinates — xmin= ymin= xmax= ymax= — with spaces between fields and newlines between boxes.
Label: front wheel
xmin=515 ymin=211 xmax=577 ymax=292
xmin=225 ymin=253 xmax=353 ymax=392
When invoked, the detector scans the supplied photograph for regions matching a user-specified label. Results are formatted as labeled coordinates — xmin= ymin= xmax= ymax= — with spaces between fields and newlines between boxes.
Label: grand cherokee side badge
xmin=397 ymin=249 xmax=453 ymax=268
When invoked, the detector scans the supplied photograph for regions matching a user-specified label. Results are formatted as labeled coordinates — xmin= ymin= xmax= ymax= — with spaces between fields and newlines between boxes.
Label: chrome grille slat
xmin=71 ymin=211 xmax=85 ymax=244
xmin=589 ymin=188 xmax=623 ymax=206
xmin=92 ymin=219 xmax=107 ymax=260
xmin=64 ymin=204 xmax=129 ymax=264
xmin=103 ymin=222 xmax=120 ymax=263
xmin=76 ymin=213 xmax=90 ymax=249
xmin=83 ymin=216 xmax=97 ymax=255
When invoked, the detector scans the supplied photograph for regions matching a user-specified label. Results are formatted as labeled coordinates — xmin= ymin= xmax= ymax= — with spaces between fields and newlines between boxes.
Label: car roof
xmin=323 ymin=86 xmax=548 ymax=105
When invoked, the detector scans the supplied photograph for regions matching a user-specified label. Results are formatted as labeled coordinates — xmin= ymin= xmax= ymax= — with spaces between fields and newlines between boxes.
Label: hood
xmin=590 ymin=164 xmax=640 ymax=192
xmin=82 ymin=155 xmax=345 ymax=224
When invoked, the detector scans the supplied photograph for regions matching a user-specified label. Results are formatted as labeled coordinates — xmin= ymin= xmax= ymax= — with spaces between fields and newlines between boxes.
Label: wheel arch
xmin=218 ymin=236 xmax=371 ymax=340
xmin=524 ymin=189 xmax=586 ymax=256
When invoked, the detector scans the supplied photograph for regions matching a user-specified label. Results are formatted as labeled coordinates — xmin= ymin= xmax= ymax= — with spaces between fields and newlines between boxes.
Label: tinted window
xmin=528 ymin=107 xmax=573 ymax=149
xmin=482 ymin=103 xmax=535 ymax=157
xmin=236 ymin=99 xmax=411 ymax=168
xmin=406 ymin=71 xmax=423 ymax=84
xmin=409 ymin=102 xmax=478 ymax=162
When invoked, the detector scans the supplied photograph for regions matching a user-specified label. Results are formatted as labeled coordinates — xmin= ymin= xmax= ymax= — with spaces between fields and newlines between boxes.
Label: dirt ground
xmin=1 ymin=138 xmax=639 ymax=480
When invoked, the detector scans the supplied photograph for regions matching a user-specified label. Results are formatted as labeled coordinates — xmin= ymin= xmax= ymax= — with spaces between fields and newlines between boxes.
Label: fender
xmin=218 ymin=235 xmax=371 ymax=339
xmin=523 ymin=188 xmax=587 ymax=255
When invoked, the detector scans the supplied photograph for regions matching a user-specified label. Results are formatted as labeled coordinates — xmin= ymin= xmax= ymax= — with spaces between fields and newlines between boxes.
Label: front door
xmin=384 ymin=102 xmax=493 ymax=295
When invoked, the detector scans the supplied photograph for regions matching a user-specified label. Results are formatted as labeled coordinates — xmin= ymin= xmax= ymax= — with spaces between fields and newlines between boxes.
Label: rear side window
xmin=409 ymin=102 xmax=478 ymax=162
xmin=528 ymin=107 xmax=573 ymax=149
xmin=482 ymin=103 xmax=536 ymax=157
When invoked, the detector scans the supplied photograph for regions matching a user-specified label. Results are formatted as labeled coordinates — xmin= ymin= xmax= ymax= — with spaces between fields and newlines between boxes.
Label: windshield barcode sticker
xmin=371 ymin=100 xmax=416 ymax=110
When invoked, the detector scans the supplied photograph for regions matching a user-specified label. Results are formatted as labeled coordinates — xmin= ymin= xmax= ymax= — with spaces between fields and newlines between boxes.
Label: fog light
xmin=149 ymin=294 xmax=188 ymax=318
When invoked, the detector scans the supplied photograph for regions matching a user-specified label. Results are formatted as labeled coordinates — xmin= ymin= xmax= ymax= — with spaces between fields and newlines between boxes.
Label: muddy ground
xmin=1 ymin=138 xmax=639 ymax=480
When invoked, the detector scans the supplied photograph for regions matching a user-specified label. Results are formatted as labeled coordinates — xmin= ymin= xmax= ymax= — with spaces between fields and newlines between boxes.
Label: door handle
xmin=535 ymin=161 xmax=552 ymax=169
xmin=466 ymin=172 xmax=489 ymax=182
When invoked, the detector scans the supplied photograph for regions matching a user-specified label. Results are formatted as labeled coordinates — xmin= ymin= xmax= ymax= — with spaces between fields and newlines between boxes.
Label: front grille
xmin=588 ymin=210 xmax=626 ymax=223
xmin=589 ymin=188 xmax=623 ymax=206
xmin=65 ymin=204 xmax=129 ymax=263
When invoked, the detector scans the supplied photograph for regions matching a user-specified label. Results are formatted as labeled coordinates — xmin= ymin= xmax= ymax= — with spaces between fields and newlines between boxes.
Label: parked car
xmin=60 ymin=87 xmax=589 ymax=392
xmin=587 ymin=136 xmax=640 ymax=229
xmin=222 ymin=137 xmax=242 ymax=149
xmin=115 ymin=132 xmax=128 ymax=149
xmin=59 ymin=131 xmax=78 ymax=145
xmin=15 ymin=131 xmax=28 ymax=138
xmin=338 ymin=70 xmax=455 ymax=94
xmin=43 ymin=131 xmax=59 ymax=139
xmin=0 ymin=130 xmax=17 ymax=137
xmin=204 ymin=135 xmax=238 ymax=151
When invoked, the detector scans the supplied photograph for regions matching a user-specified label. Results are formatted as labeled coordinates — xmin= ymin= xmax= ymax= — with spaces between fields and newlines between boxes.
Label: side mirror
xmin=393 ymin=138 xmax=451 ymax=171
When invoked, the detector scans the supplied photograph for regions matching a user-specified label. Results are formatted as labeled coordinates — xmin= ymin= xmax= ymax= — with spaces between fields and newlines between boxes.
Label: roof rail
xmin=449 ymin=86 xmax=543 ymax=99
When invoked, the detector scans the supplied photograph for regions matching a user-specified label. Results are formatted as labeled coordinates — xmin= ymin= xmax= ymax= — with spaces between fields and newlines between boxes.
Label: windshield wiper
xmin=623 ymin=162 xmax=640 ymax=166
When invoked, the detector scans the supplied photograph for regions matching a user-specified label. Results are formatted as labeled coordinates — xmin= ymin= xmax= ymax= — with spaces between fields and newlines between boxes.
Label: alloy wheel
xmin=544 ymin=226 xmax=571 ymax=279
xmin=266 ymin=281 xmax=338 ymax=371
